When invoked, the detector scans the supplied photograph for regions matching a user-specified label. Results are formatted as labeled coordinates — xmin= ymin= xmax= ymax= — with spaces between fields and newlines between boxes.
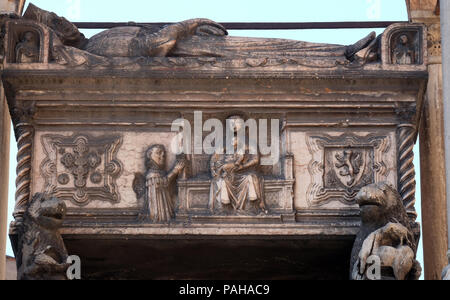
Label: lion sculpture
xmin=17 ymin=193 xmax=69 ymax=280
xmin=350 ymin=182 xmax=421 ymax=280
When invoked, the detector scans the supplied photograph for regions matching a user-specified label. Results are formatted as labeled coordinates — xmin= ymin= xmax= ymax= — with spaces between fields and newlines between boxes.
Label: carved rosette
xmin=306 ymin=133 xmax=391 ymax=206
xmin=397 ymin=124 xmax=417 ymax=220
xmin=40 ymin=134 xmax=123 ymax=206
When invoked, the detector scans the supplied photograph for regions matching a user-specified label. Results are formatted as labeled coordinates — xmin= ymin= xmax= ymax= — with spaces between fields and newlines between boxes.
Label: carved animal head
xmin=26 ymin=193 xmax=67 ymax=230
xmin=356 ymin=182 xmax=410 ymax=230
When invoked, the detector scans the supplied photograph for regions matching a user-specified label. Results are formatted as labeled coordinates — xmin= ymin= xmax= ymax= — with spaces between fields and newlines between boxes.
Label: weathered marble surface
xmin=0 ymin=4 xmax=428 ymax=279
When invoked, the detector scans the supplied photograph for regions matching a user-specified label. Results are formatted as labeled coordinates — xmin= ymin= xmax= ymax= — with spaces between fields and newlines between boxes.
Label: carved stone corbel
xmin=17 ymin=193 xmax=69 ymax=280
xmin=351 ymin=182 xmax=422 ymax=280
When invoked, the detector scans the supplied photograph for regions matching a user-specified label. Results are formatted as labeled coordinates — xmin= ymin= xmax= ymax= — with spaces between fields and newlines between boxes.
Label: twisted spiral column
xmin=397 ymin=124 xmax=417 ymax=221
xmin=12 ymin=122 xmax=34 ymax=225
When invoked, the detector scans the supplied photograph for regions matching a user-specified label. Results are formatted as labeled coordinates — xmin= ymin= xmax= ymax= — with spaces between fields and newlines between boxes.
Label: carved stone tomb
xmin=2 ymin=5 xmax=426 ymax=279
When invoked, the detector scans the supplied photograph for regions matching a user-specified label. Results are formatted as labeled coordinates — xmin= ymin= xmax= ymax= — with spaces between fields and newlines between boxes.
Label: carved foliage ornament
xmin=306 ymin=133 xmax=391 ymax=206
xmin=40 ymin=134 xmax=123 ymax=206
xmin=426 ymin=22 xmax=441 ymax=58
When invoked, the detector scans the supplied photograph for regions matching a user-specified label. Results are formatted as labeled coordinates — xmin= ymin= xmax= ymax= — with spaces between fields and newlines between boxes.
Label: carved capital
xmin=426 ymin=22 xmax=441 ymax=62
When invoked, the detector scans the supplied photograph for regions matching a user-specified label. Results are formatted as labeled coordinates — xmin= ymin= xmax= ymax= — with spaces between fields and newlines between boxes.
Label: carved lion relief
xmin=40 ymin=134 xmax=123 ymax=206
xmin=306 ymin=133 xmax=391 ymax=206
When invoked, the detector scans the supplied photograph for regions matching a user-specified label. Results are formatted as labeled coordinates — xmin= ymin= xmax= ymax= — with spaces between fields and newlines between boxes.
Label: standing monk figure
xmin=144 ymin=145 xmax=185 ymax=223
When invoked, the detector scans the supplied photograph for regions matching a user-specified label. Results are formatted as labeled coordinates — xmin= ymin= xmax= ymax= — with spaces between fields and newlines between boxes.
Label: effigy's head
xmin=146 ymin=144 xmax=166 ymax=169
xmin=23 ymin=3 xmax=84 ymax=46
xmin=27 ymin=193 xmax=67 ymax=230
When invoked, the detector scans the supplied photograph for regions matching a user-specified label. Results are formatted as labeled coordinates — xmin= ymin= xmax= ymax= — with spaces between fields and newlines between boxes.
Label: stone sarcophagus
xmin=2 ymin=5 xmax=427 ymax=279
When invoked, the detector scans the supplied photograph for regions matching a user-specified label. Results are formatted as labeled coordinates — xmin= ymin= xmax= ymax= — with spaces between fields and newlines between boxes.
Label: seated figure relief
xmin=209 ymin=117 xmax=267 ymax=215
xmin=18 ymin=4 xmax=380 ymax=66
xmin=209 ymin=138 xmax=267 ymax=215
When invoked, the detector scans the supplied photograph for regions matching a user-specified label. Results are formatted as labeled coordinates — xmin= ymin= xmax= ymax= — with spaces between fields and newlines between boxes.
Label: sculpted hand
xmin=222 ymin=163 xmax=236 ymax=173
xmin=175 ymin=160 xmax=186 ymax=173
xmin=181 ymin=18 xmax=228 ymax=37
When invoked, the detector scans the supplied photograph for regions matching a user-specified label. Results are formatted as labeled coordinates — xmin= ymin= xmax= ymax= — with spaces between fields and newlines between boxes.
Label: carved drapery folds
xmin=132 ymin=145 xmax=185 ymax=223
xmin=0 ymin=4 xmax=427 ymax=70
xmin=177 ymin=154 xmax=294 ymax=216
xmin=40 ymin=134 xmax=123 ymax=206
xmin=350 ymin=182 xmax=421 ymax=280
xmin=208 ymin=144 xmax=267 ymax=215
xmin=0 ymin=4 xmax=428 ymax=75
xmin=306 ymin=133 xmax=391 ymax=206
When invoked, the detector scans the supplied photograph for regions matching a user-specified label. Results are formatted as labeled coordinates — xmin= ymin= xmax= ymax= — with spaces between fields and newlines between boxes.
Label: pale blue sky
xmin=7 ymin=0 xmax=423 ymax=279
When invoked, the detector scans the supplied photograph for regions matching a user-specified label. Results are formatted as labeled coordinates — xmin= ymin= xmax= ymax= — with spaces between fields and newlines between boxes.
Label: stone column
xmin=0 ymin=85 xmax=10 ymax=281
xmin=0 ymin=0 xmax=24 ymax=281
xmin=407 ymin=0 xmax=448 ymax=280
xmin=440 ymin=0 xmax=450 ymax=276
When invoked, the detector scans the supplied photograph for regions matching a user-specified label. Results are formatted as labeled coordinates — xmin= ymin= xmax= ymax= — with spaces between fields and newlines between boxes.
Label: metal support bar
xmin=73 ymin=21 xmax=404 ymax=30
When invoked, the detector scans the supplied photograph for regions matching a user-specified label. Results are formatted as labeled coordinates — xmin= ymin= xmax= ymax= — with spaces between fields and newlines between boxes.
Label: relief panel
xmin=306 ymin=133 xmax=392 ymax=207
xmin=40 ymin=134 xmax=123 ymax=206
